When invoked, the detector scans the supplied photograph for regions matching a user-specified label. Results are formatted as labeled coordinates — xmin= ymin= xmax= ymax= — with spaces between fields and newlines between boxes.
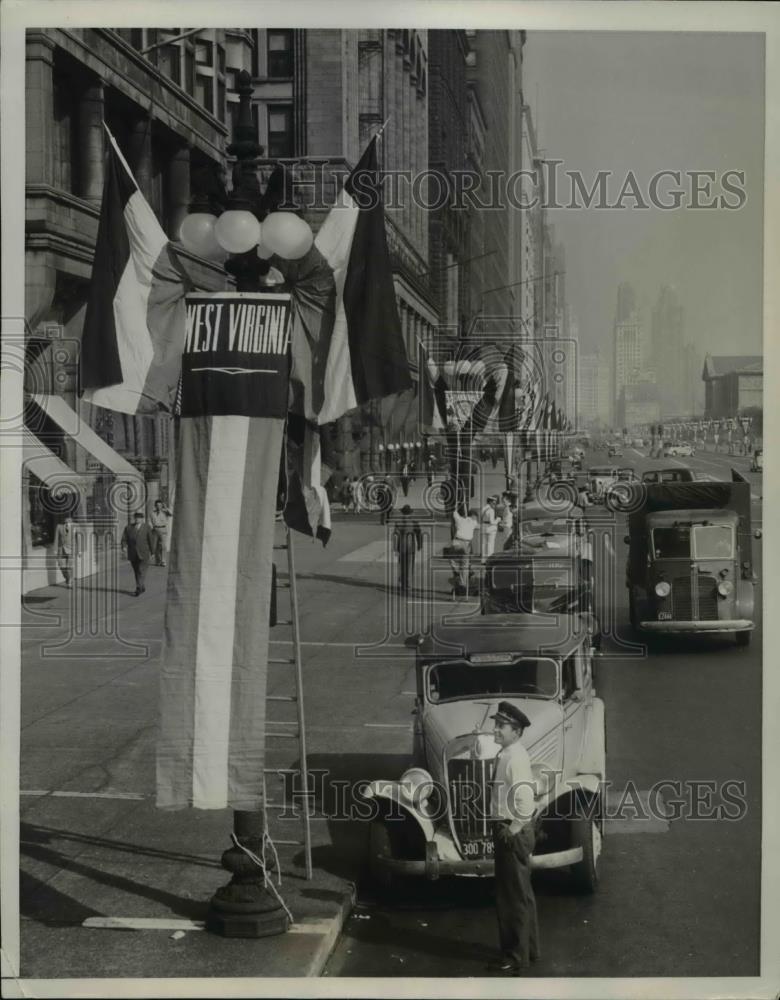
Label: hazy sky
xmin=522 ymin=31 xmax=765 ymax=362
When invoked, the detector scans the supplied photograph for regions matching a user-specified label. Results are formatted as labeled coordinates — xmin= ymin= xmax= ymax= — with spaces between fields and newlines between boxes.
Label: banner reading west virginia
xmin=157 ymin=292 xmax=291 ymax=811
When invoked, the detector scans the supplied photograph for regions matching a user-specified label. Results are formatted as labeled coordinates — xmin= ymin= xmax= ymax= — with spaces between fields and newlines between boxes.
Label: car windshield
xmin=692 ymin=524 xmax=734 ymax=559
xmin=427 ymin=657 xmax=559 ymax=702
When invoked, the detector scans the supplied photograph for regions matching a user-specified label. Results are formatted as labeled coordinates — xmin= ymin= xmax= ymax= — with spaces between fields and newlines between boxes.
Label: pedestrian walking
xmin=488 ymin=701 xmax=540 ymax=976
xmin=498 ymin=492 xmax=514 ymax=539
xmin=54 ymin=514 xmax=76 ymax=587
xmin=426 ymin=457 xmax=435 ymax=486
xmin=446 ymin=506 xmax=479 ymax=594
xmin=149 ymin=499 xmax=172 ymax=567
xmin=392 ymin=504 xmax=422 ymax=594
xmin=348 ymin=476 xmax=359 ymax=514
xmin=480 ymin=495 xmax=499 ymax=558
xmin=121 ymin=511 xmax=155 ymax=596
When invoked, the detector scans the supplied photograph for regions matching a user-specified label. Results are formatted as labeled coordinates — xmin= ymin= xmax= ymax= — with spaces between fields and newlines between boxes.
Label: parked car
xmin=642 ymin=468 xmax=695 ymax=484
xmin=364 ymin=614 xmax=606 ymax=892
xmin=624 ymin=476 xmax=759 ymax=646
xmin=483 ymin=521 xmax=601 ymax=647
xmin=607 ymin=445 xmax=623 ymax=458
xmin=750 ymin=448 xmax=763 ymax=473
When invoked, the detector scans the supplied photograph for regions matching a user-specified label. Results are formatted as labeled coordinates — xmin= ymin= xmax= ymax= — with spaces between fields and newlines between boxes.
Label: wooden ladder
xmin=266 ymin=525 xmax=312 ymax=879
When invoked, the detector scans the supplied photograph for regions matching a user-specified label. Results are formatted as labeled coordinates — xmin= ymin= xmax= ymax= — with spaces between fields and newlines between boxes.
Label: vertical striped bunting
xmin=157 ymin=415 xmax=285 ymax=810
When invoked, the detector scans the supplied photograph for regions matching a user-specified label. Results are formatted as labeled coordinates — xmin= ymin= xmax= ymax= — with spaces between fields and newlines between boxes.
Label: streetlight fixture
xmin=179 ymin=68 xmax=316 ymax=940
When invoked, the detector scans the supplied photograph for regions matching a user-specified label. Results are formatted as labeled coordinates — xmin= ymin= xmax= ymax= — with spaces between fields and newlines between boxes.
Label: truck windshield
xmin=652 ymin=526 xmax=691 ymax=558
xmin=692 ymin=524 xmax=734 ymax=559
xmin=652 ymin=524 xmax=735 ymax=559
xmin=427 ymin=658 xmax=559 ymax=703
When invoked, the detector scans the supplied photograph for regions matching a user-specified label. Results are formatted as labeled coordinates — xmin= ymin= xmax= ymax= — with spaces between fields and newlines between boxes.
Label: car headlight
xmin=654 ymin=580 xmax=671 ymax=598
xmin=717 ymin=580 xmax=734 ymax=597
xmin=400 ymin=767 xmax=434 ymax=802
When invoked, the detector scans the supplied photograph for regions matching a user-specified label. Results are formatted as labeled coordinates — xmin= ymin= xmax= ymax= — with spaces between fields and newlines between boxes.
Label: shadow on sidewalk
xmin=293 ymin=572 xmax=390 ymax=596
xmin=20 ymin=821 xmax=221 ymax=925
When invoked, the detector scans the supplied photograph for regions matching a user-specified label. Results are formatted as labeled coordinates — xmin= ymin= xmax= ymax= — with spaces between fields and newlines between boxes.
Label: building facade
xmin=612 ymin=281 xmax=645 ymax=425
xmin=702 ymin=355 xmax=762 ymax=418
xmin=24 ymin=27 xmax=243 ymax=590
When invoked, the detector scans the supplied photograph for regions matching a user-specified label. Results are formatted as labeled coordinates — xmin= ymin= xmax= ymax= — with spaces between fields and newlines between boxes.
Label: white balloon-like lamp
xmin=261 ymin=212 xmax=314 ymax=260
xmin=214 ymin=210 xmax=262 ymax=255
xmin=179 ymin=213 xmax=225 ymax=261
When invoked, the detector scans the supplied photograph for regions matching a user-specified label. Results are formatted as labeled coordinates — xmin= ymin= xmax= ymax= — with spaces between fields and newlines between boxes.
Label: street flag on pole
xmin=277 ymin=136 xmax=412 ymax=543
xmin=81 ymin=125 xmax=189 ymax=414
xmin=312 ymin=135 xmax=412 ymax=424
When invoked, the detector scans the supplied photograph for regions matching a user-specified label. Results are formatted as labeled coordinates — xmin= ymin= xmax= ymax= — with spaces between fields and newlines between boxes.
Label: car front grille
xmin=447 ymin=757 xmax=493 ymax=845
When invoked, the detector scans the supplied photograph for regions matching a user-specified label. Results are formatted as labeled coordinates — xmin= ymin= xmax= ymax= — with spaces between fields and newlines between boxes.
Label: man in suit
xmin=121 ymin=511 xmax=155 ymax=596
xmin=391 ymin=504 xmax=422 ymax=594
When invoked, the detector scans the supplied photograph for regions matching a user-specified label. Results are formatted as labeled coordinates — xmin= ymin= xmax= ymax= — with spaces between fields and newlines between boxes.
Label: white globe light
xmin=214 ymin=209 xmax=262 ymax=254
xmin=261 ymin=212 xmax=314 ymax=260
xmin=179 ymin=213 xmax=225 ymax=260
xmin=256 ymin=238 xmax=275 ymax=260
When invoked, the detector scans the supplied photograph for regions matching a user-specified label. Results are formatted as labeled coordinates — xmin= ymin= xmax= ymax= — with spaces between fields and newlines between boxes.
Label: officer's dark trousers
xmin=398 ymin=553 xmax=415 ymax=592
xmin=493 ymin=823 xmax=540 ymax=968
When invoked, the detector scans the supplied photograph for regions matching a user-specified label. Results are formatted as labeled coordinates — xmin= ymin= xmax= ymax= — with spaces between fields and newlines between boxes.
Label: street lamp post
xmin=179 ymin=69 xmax=315 ymax=939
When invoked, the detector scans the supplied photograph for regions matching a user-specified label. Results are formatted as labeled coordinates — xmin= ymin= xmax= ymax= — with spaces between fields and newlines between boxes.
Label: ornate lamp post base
xmin=206 ymin=810 xmax=291 ymax=939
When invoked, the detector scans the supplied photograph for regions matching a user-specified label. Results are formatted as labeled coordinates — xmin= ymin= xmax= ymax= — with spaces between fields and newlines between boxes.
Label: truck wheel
xmin=569 ymin=811 xmax=601 ymax=894
xmin=628 ymin=593 xmax=638 ymax=631
xmin=735 ymin=630 xmax=751 ymax=648
xmin=368 ymin=821 xmax=397 ymax=895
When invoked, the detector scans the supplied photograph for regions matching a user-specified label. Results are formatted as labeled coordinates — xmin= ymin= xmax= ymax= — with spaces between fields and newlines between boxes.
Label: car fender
xmin=577 ymin=696 xmax=606 ymax=779
xmin=362 ymin=779 xmax=437 ymax=842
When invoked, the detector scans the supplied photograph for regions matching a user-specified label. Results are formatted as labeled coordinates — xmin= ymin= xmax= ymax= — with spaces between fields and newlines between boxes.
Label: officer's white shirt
xmin=481 ymin=504 xmax=498 ymax=532
xmin=491 ymin=737 xmax=536 ymax=834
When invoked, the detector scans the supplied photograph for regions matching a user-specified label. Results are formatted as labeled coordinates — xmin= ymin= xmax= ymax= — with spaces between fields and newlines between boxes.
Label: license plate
xmin=461 ymin=839 xmax=494 ymax=858
xmin=658 ymin=611 xmax=672 ymax=620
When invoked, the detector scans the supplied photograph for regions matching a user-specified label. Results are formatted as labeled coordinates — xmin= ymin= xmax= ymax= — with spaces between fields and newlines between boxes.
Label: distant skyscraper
xmin=613 ymin=282 xmax=644 ymax=425
xmin=651 ymin=285 xmax=685 ymax=417
xmin=579 ymin=349 xmax=611 ymax=427
xmin=616 ymin=281 xmax=637 ymax=323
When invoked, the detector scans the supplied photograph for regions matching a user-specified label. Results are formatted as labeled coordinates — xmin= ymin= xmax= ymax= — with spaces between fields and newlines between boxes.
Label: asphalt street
xmin=325 ymin=446 xmax=763 ymax=978
xmin=17 ymin=446 xmax=762 ymax=979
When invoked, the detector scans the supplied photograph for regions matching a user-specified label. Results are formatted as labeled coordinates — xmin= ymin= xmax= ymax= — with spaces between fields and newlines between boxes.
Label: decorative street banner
xmin=180 ymin=292 xmax=291 ymax=418
xmin=158 ymin=291 xmax=291 ymax=811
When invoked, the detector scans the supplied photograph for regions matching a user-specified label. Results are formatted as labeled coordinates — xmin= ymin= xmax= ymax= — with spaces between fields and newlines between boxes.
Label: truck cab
xmin=625 ymin=478 xmax=758 ymax=646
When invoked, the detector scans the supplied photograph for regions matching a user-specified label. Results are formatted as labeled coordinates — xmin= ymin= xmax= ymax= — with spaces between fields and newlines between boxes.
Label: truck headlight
xmin=717 ymin=580 xmax=734 ymax=597
xmin=654 ymin=581 xmax=671 ymax=597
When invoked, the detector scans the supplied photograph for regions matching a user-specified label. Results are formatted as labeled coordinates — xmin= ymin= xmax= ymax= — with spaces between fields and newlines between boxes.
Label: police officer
xmin=489 ymin=701 xmax=540 ymax=975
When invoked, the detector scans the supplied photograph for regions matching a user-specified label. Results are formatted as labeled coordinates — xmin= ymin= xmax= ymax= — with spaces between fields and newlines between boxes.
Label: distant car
xmin=750 ymin=449 xmax=763 ymax=473
xmin=664 ymin=443 xmax=695 ymax=458
xmin=607 ymin=445 xmax=623 ymax=458
xmin=642 ymin=468 xmax=695 ymax=484
xmin=589 ymin=466 xmax=619 ymax=499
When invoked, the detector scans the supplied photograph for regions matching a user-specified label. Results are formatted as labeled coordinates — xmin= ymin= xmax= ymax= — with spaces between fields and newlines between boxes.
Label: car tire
xmin=368 ymin=820 xmax=397 ymax=895
xmin=735 ymin=630 xmax=751 ymax=648
xmin=569 ymin=809 xmax=601 ymax=894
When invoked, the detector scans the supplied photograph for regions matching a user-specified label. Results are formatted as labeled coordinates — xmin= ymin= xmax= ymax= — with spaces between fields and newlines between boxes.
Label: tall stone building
xmin=612 ymin=281 xmax=645 ymax=425
xmin=24 ymin=27 xmax=246 ymax=589
xmin=249 ymin=28 xmax=438 ymax=471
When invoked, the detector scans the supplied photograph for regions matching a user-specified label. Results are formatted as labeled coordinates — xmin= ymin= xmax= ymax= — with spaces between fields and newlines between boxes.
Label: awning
xmin=23 ymin=429 xmax=89 ymax=493
xmin=29 ymin=393 xmax=143 ymax=483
